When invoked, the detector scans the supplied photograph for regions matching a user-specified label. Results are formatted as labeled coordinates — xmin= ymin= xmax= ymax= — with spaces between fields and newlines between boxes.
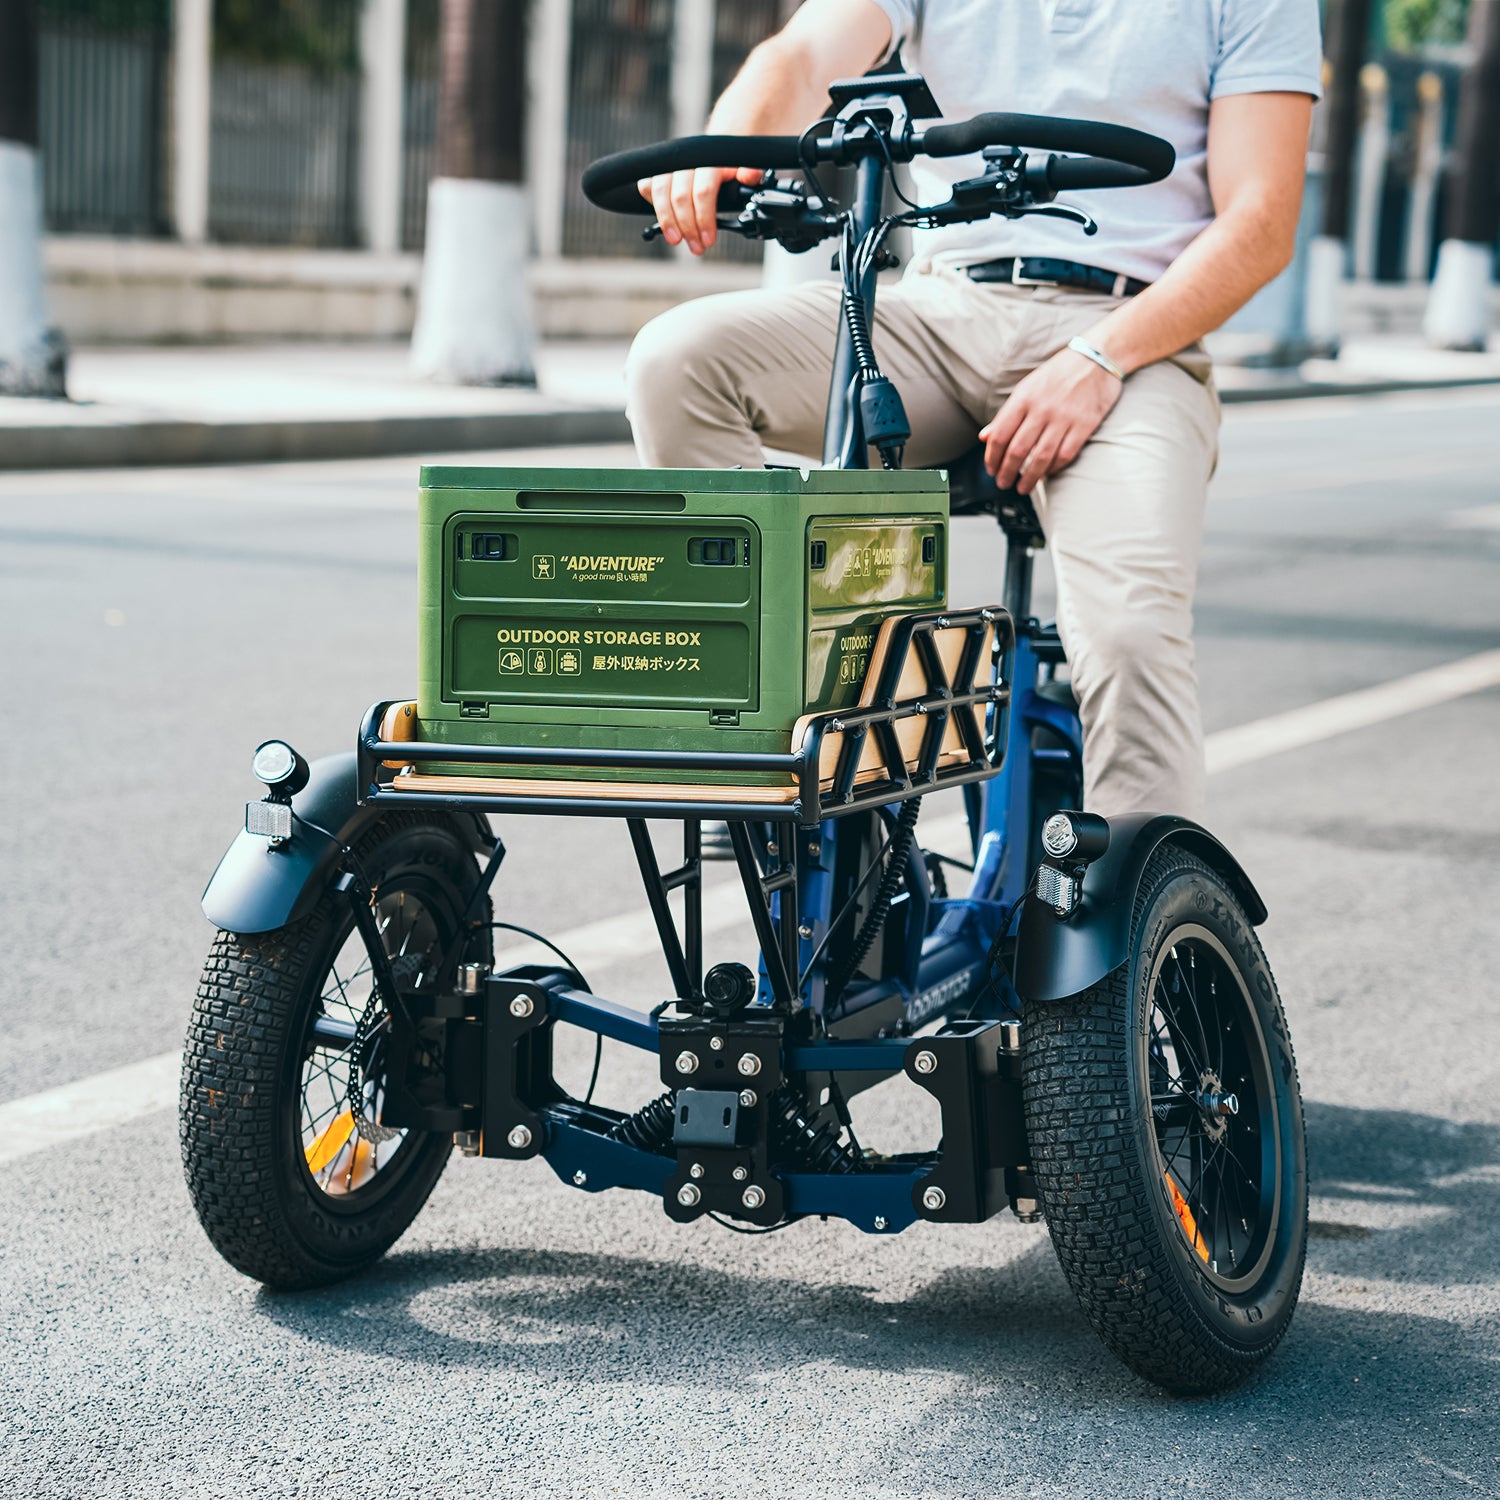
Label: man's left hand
xmin=980 ymin=347 xmax=1123 ymax=495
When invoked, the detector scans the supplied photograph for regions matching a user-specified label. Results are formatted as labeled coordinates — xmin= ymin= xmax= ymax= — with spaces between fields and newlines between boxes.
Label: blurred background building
xmin=26 ymin=0 xmax=1500 ymax=344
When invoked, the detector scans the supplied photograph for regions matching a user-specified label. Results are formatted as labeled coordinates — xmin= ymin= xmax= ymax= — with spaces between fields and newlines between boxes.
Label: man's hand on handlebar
xmin=638 ymin=165 xmax=767 ymax=254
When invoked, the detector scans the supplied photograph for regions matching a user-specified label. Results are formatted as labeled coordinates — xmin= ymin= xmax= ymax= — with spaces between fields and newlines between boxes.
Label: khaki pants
xmin=625 ymin=261 xmax=1220 ymax=818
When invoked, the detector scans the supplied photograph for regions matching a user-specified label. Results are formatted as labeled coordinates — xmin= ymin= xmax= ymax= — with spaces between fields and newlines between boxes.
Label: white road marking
xmin=0 ymin=1052 xmax=181 ymax=1166
xmin=6 ymin=646 xmax=1500 ymax=1164
xmin=1205 ymin=647 xmax=1500 ymax=775
xmin=1445 ymin=503 xmax=1500 ymax=531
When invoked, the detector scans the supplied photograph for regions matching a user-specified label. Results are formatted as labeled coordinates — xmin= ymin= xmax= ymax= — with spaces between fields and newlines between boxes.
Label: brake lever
xmin=1016 ymin=202 xmax=1099 ymax=236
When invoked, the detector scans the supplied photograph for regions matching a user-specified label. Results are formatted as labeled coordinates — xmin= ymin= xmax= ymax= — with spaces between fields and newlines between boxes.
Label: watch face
xmin=253 ymin=741 xmax=296 ymax=784
xmin=1042 ymin=813 xmax=1077 ymax=857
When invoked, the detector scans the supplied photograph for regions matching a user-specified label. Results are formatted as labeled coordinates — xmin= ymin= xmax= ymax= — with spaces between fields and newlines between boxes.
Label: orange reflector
xmin=304 ymin=1110 xmax=357 ymax=1175
xmin=1165 ymin=1169 xmax=1209 ymax=1262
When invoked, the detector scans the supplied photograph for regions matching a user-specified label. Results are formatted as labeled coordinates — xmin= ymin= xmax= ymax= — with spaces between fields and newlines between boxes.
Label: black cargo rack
xmin=358 ymin=606 xmax=1013 ymax=826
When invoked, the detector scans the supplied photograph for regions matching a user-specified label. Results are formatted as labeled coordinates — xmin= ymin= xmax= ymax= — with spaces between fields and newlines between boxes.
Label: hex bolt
xmin=675 ymin=1050 xmax=700 ymax=1075
xmin=797 ymin=924 xmax=813 ymax=941
xmin=457 ymin=963 xmax=488 ymax=996
xmin=507 ymin=1124 xmax=532 ymax=1150
xmin=997 ymin=1020 xmax=1021 ymax=1053
xmin=709 ymin=1036 xmax=724 ymax=1052
xmin=738 ymin=1089 xmax=757 ymax=1108
xmin=454 ymin=1130 xmax=480 ymax=1157
xmin=689 ymin=1163 xmax=705 ymax=1180
xmin=921 ymin=1185 xmax=946 ymax=1212
xmin=677 ymin=1183 xmax=702 ymax=1208
xmin=873 ymin=1215 xmax=889 ymax=1231
xmin=508 ymin=994 xmax=534 ymax=1019
xmin=732 ymin=1166 xmax=748 ymax=1182
xmin=1013 ymin=1197 xmax=1042 ymax=1223
xmin=572 ymin=1170 xmax=588 ymax=1187
xmin=913 ymin=1050 xmax=938 ymax=1075
xmin=741 ymin=1185 xmax=766 ymax=1210
xmin=737 ymin=1052 xmax=762 ymax=1077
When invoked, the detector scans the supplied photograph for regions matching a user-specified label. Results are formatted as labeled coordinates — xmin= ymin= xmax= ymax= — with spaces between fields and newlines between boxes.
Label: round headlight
xmin=252 ymin=739 xmax=309 ymax=795
xmin=1041 ymin=812 xmax=1078 ymax=858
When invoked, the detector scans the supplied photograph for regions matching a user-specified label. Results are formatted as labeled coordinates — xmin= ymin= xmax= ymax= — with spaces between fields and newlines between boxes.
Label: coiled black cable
xmin=826 ymin=797 xmax=922 ymax=1002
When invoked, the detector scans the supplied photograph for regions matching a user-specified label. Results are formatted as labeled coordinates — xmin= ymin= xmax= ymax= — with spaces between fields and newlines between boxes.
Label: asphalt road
xmin=2 ymin=387 xmax=1499 ymax=1497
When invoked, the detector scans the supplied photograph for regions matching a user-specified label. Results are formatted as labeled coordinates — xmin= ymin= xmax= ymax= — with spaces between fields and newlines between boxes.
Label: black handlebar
xmin=580 ymin=110 xmax=1174 ymax=215
xmin=581 ymin=135 xmax=805 ymax=215
xmin=919 ymin=112 xmax=1174 ymax=187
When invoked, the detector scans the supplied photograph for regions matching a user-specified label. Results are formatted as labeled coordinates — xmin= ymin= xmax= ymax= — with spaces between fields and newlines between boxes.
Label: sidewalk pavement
xmin=2 ymin=333 xmax=1499 ymax=470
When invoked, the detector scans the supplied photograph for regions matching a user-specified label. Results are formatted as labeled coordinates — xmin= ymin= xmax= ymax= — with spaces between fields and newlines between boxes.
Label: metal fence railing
xmin=562 ymin=0 xmax=676 ymax=258
xmin=207 ymin=0 xmax=362 ymax=247
xmin=400 ymin=0 xmax=440 ymax=250
xmin=38 ymin=0 xmax=171 ymax=237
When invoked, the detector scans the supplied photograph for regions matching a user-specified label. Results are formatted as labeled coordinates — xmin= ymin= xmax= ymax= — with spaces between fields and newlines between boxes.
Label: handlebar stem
xmin=822 ymin=153 xmax=888 ymax=470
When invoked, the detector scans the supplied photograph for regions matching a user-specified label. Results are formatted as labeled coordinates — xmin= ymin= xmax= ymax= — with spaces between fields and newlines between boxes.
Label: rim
xmin=1141 ymin=925 xmax=1281 ymax=1292
xmin=296 ymin=887 xmax=443 ymax=1207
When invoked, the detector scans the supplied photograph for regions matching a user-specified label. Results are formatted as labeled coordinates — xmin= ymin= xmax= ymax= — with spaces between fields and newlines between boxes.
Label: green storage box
xmin=413 ymin=465 xmax=949 ymax=779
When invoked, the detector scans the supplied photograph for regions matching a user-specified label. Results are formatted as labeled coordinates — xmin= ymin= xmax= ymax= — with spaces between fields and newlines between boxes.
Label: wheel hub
xmin=1195 ymin=1071 xmax=1238 ymax=1141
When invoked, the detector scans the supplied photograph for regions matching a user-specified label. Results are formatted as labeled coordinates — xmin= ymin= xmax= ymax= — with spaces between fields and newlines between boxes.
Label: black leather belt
xmin=965 ymin=256 xmax=1150 ymax=297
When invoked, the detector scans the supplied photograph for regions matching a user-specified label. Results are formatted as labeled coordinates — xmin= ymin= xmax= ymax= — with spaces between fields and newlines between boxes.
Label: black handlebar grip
xmin=582 ymin=134 xmax=805 ymax=214
xmin=921 ymin=112 xmax=1174 ymax=187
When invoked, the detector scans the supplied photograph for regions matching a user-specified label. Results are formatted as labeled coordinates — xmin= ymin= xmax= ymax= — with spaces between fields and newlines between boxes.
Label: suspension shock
xmin=606 ymin=1090 xmax=676 ymax=1154
xmin=768 ymin=1085 xmax=865 ymax=1174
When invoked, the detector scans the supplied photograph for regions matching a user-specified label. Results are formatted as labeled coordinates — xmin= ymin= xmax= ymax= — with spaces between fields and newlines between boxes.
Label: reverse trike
xmin=182 ymin=74 xmax=1307 ymax=1394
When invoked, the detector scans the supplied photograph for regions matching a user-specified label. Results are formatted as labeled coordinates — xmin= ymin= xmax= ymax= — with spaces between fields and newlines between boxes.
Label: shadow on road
xmin=255 ymin=1102 xmax=1500 ymax=1493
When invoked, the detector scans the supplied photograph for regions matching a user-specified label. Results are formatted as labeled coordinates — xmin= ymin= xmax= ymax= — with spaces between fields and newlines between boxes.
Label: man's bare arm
xmin=983 ymin=91 xmax=1314 ymax=493
xmin=642 ymin=0 xmax=892 ymax=254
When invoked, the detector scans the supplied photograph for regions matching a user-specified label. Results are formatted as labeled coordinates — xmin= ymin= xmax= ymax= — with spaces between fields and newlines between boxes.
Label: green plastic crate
xmin=414 ymin=465 xmax=949 ymax=777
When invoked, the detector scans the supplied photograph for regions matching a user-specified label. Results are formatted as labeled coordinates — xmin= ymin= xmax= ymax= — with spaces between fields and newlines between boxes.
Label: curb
xmin=1218 ymin=371 xmax=1500 ymax=405
xmin=2 ymin=372 xmax=1497 ymax=470
xmin=0 ymin=405 xmax=632 ymax=471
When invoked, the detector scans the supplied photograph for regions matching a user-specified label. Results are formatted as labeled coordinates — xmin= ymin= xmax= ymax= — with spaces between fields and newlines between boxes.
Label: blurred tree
xmin=1386 ymin=0 xmax=1471 ymax=50
xmin=0 ymin=0 xmax=68 ymax=396
xmin=410 ymin=0 xmax=535 ymax=384
xmin=212 ymin=0 xmax=358 ymax=72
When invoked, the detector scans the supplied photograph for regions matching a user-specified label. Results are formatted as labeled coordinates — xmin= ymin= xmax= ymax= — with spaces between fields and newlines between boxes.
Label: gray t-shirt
xmin=867 ymin=0 xmax=1323 ymax=283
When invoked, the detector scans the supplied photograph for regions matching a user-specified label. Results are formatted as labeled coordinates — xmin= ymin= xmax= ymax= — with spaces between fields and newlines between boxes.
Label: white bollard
xmin=0 ymin=139 xmax=65 ymax=397
xmin=411 ymin=178 xmax=537 ymax=386
xmin=1423 ymin=239 xmax=1494 ymax=351
xmin=1351 ymin=63 xmax=1390 ymax=283
xmin=1305 ymin=234 xmax=1347 ymax=353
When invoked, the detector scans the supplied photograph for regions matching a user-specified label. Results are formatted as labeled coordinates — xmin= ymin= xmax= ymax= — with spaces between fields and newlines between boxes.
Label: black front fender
xmin=1012 ymin=813 xmax=1267 ymax=1004
xmin=201 ymin=750 xmax=492 ymax=935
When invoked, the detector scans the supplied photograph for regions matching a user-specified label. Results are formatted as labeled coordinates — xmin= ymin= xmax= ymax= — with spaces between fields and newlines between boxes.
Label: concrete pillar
xmin=1404 ymin=71 xmax=1443 ymax=284
xmin=171 ymin=0 xmax=211 ymax=244
xmin=359 ymin=0 xmax=406 ymax=254
xmin=1351 ymin=63 xmax=1389 ymax=283
xmin=671 ymin=0 xmax=717 ymax=263
xmin=525 ymin=0 xmax=571 ymax=260
xmin=672 ymin=0 xmax=716 ymax=139
xmin=0 ymin=0 xmax=66 ymax=396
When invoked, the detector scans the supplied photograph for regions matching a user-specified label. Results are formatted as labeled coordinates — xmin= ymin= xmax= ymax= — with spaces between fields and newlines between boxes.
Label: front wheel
xmin=180 ymin=812 xmax=490 ymax=1290
xmin=1021 ymin=847 xmax=1307 ymax=1393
